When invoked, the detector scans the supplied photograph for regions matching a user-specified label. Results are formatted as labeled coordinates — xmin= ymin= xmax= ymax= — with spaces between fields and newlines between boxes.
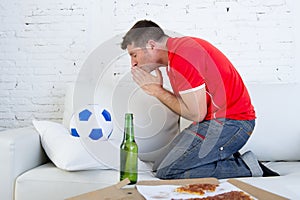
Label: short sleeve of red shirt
xmin=166 ymin=37 xmax=256 ymax=121
xmin=167 ymin=38 xmax=206 ymax=95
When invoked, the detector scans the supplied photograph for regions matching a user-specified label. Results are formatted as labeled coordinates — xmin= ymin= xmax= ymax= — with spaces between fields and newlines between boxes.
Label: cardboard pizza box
xmin=66 ymin=177 xmax=288 ymax=200
xmin=65 ymin=178 xmax=142 ymax=200
xmin=137 ymin=177 xmax=219 ymax=186
xmin=65 ymin=178 xmax=218 ymax=200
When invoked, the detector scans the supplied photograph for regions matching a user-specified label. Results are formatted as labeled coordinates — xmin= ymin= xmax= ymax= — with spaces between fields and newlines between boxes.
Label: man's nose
xmin=131 ymin=59 xmax=138 ymax=67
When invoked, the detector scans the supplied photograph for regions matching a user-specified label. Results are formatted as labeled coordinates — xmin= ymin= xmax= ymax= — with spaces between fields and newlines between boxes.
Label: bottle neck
xmin=124 ymin=113 xmax=135 ymax=142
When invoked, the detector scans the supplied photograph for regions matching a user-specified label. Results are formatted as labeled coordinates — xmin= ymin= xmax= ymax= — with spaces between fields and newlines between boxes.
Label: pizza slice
xmin=174 ymin=190 xmax=253 ymax=200
xmin=175 ymin=183 xmax=219 ymax=195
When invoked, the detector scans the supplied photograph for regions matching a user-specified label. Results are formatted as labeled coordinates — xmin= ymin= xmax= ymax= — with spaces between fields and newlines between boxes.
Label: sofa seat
xmin=15 ymin=161 xmax=300 ymax=200
xmin=15 ymin=162 xmax=158 ymax=200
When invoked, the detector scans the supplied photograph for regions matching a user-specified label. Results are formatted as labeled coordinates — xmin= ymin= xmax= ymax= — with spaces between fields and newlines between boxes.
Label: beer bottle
xmin=120 ymin=113 xmax=138 ymax=184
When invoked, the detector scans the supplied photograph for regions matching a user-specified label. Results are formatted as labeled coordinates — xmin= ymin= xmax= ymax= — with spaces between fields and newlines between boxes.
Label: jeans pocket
xmin=198 ymin=120 xmax=223 ymax=159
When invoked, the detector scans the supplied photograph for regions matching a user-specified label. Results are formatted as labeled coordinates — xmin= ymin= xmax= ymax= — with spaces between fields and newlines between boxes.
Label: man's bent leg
xmin=157 ymin=156 xmax=252 ymax=179
xmin=155 ymin=119 xmax=257 ymax=179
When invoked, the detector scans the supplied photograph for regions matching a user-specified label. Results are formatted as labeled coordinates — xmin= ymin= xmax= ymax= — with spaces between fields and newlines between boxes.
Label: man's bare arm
xmin=131 ymin=67 xmax=207 ymax=122
xmin=152 ymin=86 xmax=207 ymax=122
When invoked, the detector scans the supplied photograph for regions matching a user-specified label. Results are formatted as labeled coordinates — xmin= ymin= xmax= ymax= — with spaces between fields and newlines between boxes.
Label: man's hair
xmin=121 ymin=20 xmax=167 ymax=50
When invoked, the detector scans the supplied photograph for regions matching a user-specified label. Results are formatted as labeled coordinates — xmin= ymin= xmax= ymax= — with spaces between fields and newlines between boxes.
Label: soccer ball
xmin=69 ymin=104 xmax=113 ymax=141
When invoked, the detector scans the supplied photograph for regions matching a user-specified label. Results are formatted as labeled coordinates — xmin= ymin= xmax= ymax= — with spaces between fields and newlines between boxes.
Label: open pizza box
xmin=66 ymin=177 xmax=288 ymax=200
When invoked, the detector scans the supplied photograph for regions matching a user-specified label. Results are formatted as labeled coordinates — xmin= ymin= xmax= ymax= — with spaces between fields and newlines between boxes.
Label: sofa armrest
xmin=0 ymin=126 xmax=48 ymax=200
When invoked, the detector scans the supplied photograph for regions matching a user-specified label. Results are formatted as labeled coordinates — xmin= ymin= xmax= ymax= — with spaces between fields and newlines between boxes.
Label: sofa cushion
xmin=33 ymin=120 xmax=152 ymax=171
xmin=32 ymin=120 xmax=108 ymax=171
xmin=241 ymin=83 xmax=300 ymax=161
xmin=63 ymin=78 xmax=180 ymax=163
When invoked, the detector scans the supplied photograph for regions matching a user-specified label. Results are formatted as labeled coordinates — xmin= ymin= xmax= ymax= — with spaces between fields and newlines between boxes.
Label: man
xmin=121 ymin=20 xmax=278 ymax=179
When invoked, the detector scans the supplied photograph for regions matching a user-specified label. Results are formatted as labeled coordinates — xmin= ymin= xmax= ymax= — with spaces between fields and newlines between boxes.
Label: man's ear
xmin=147 ymin=40 xmax=156 ymax=50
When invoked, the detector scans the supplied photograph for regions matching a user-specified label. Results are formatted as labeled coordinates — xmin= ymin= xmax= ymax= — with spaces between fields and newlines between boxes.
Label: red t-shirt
xmin=167 ymin=37 xmax=256 ymax=120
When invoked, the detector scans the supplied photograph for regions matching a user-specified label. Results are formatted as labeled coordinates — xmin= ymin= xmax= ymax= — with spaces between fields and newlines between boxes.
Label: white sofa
xmin=1 ymin=83 xmax=300 ymax=200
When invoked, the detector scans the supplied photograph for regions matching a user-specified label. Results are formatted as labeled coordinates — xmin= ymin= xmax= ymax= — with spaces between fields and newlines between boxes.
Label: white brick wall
xmin=0 ymin=0 xmax=88 ymax=129
xmin=0 ymin=0 xmax=298 ymax=130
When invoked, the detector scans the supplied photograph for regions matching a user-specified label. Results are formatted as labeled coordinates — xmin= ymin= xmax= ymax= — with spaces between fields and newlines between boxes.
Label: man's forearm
xmin=152 ymin=87 xmax=195 ymax=121
xmin=131 ymin=67 xmax=205 ymax=121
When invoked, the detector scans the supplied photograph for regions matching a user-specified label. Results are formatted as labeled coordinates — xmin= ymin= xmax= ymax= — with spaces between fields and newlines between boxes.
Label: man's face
xmin=127 ymin=44 xmax=162 ymax=73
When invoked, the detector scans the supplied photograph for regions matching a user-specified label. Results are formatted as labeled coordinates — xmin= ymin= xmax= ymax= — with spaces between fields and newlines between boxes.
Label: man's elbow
xmin=189 ymin=110 xmax=207 ymax=122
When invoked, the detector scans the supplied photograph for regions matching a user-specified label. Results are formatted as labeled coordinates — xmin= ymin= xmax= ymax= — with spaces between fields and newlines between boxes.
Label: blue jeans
xmin=155 ymin=119 xmax=255 ymax=179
